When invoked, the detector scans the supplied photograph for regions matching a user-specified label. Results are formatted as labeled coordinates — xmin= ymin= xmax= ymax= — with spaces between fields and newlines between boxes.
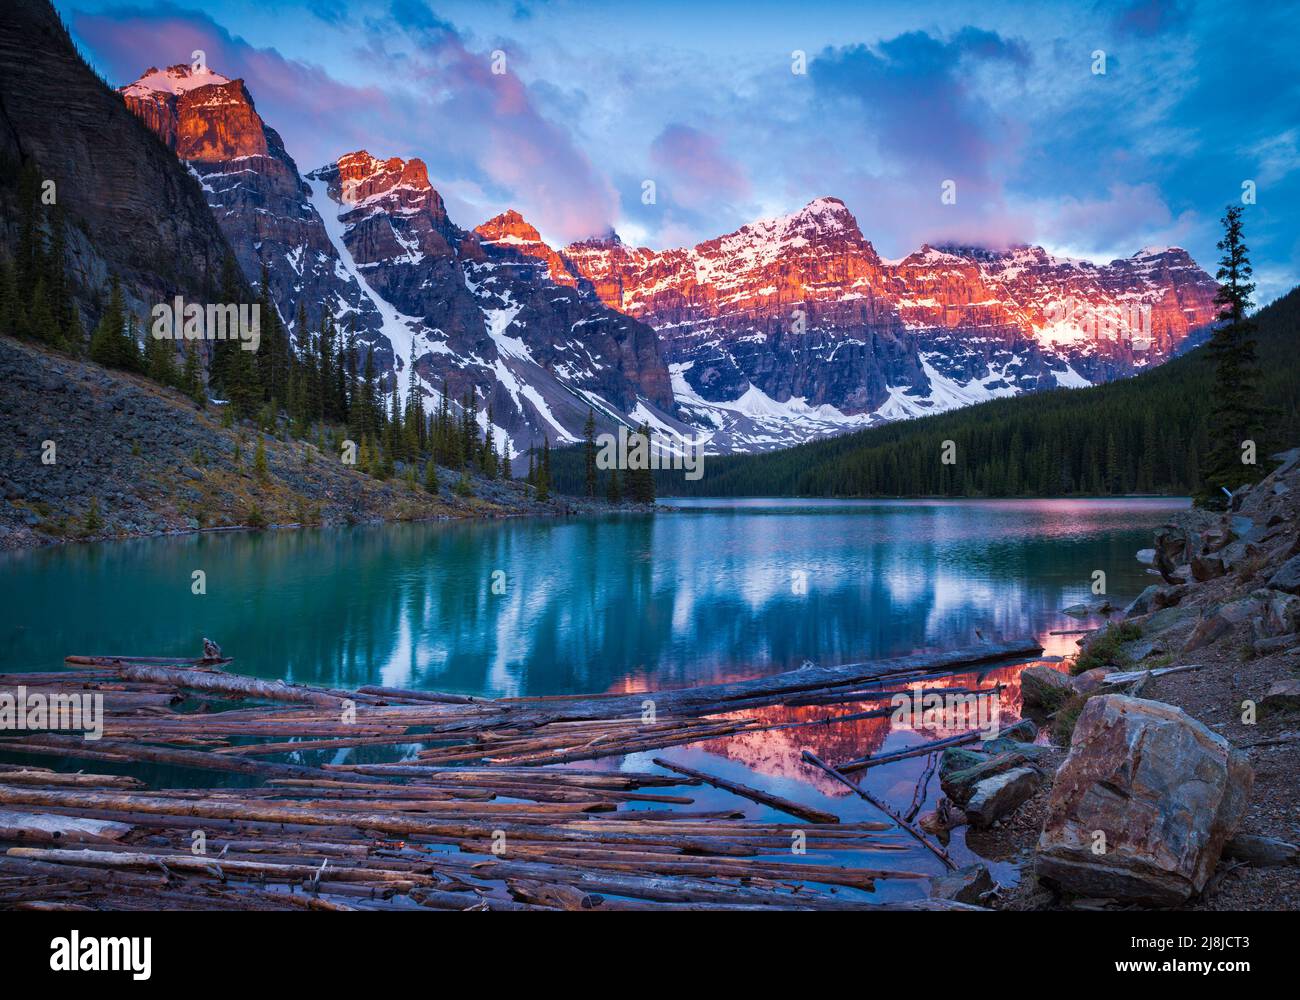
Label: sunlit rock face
xmin=310 ymin=151 xmax=677 ymax=451
xmin=119 ymin=69 xmax=677 ymax=458
xmin=0 ymin=4 xmax=233 ymax=327
xmin=564 ymin=200 xmax=1220 ymax=452
xmin=119 ymin=65 xmax=390 ymax=376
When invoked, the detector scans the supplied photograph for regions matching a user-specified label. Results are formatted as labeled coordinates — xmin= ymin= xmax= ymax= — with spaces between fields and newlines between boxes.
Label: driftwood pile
xmin=0 ymin=639 xmax=1039 ymax=910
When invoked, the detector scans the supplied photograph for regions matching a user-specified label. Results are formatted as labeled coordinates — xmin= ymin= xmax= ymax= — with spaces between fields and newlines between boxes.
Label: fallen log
xmin=106 ymin=663 xmax=346 ymax=708
xmin=800 ymin=750 xmax=955 ymax=871
xmin=651 ymin=758 xmax=839 ymax=824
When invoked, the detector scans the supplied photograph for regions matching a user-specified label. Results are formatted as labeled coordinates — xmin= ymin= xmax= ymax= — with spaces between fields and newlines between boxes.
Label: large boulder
xmin=1261 ymin=679 xmax=1300 ymax=712
xmin=1190 ymin=554 xmax=1225 ymax=582
xmin=1072 ymin=667 xmax=1114 ymax=695
xmin=1035 ymin=695 xmax=1252 ymax=906
xmin=1254 ymin=589 xmax=1300 ymax=639
xmin=1124 ymin=584 xmax=1186 ymax=617
xmin=1020 ymin=665 xmax=1073 ymax=710
xmin=940 ymin=750 xmax=1032 ymax=806
xmin=1153 ymin=525 xmax=1193 ymax=584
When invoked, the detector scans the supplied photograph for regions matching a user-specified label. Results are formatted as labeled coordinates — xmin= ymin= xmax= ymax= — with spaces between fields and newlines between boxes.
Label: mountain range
xmin=115 ymin=63 xmax=1221 ymax=462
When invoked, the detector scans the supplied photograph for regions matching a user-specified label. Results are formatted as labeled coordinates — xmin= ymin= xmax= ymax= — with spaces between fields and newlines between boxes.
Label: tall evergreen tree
xmin=626 ymin=422 xmax=656 ymax=503
xmin=0 ymin=253 xmax=19 ymax=338
xmin=88 ymin=277 xmax=132 ymax=370
xmin=536 ymin=437 xmax=551 ymax=501
xmin=182 ymin=340 xmax=204 ymax=406
xmin=1199 ymin=205 xmax=1267 ymax=506
xmin=582 ymin=407 xmax=597 ymax=497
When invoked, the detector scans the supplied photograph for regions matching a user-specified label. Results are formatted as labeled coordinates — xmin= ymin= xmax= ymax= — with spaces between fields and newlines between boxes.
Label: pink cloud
xmin=650 ymin=124 xmax=751 ymax=212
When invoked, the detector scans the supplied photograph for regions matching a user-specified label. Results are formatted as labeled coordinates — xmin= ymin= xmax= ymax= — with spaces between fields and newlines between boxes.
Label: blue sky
xmin=58 ymin=0 xmax=1300 ymax=303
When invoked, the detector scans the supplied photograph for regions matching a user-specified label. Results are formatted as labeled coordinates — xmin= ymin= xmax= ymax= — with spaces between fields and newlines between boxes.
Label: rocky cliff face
xmin=118 ymin=65 xmax=391 ymax=374
xmin=564 ymin=198 xmax=1220 ymax=452
xmin=0 ymin=5 xmax=234 ymax=324
xmin=305 ymin=151 xmax=677 ymax=454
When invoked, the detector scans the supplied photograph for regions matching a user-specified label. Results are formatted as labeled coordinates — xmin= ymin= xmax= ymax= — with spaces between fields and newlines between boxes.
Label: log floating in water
xmin=800 ymin=750 xmax=956 ymax=871
xmin=650 ymin=758 xmax=839 ymax=825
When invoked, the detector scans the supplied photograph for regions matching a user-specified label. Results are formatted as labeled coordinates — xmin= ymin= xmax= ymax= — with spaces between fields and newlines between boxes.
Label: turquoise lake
xmin=0 ymin=496 xmax=1186 ymax=690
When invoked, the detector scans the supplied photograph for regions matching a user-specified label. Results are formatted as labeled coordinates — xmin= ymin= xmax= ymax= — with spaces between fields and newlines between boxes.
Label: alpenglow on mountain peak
xmin=116 ymin=62 xmax=1222 ymax=462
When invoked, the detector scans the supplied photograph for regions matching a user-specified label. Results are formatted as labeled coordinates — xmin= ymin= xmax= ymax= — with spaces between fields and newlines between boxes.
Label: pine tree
xmin=536 ymin=437 xmax=551 ymax=501
xmin=605 ymin=466 xmax=622 ymax=504
xmin=45 ymin=202 xmax=74 ymax=347
xmin=626 ymin=423 xmax=655 ymax=503
xmin=0 ymin=253 xmax=19 ymax=338
xmin=254 ymin=265 xmax=287 ymax=406
xmin=404 ymin=354 xmax=421 ymax=458
xmin=386 ymin=378 xmax=403 ymax=461
xmin=318 ymin=313 xmax=336 ymax=422
xmin=481 ymin=408 xmax=499 ymax=480
xmin=208 ymin=253 xmax=242 ymax=392
xmin=583 ymin=407 xmax=597 ymax=497
xmin=358 ymin=435 xmax=374 ymax=476
xmin=341 ymin=318 xmax=356 ymax=424
xmin=254 ymin=435 xmax=270 ymax=483
xmin=83 ymin=497 xmax=103 ymax=536
xmin=89 ymin=277 xmax=128 ymax=369
xmin=27 ymin=279 xmax=60 ymax=346
xmin=1199 ymin=205 xmax=1267 ymax=506
xmin=144 ymin=320 xmax=178 ymax=386
xmin=424 ymin=457 xmax=439 ymax=493
xmin=182 ymin=340 xmax=204 ymax=406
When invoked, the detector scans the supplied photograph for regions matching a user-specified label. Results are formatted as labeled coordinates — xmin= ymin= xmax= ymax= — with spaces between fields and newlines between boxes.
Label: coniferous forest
xmin=572 ymin=286 xmax=1298 ymax=500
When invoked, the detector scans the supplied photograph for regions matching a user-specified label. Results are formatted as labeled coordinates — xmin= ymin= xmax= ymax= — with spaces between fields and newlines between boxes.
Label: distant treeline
xmin=550 ymin=286 xmax=1300 ymax=498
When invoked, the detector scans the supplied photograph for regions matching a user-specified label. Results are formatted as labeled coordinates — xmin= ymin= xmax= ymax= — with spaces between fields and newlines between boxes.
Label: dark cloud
xmin=1109 ymin=0 xmax=1191 ymax=37
xmin=811 ymin=28 xmax=1030 ymax=187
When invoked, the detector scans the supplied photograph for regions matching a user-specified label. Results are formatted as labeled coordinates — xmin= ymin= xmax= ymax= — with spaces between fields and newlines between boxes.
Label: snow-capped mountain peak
xmin=120 ymin=64 xmax=230 ymax=98
xmin=561 ymin=197 xmax=1220 ymax=454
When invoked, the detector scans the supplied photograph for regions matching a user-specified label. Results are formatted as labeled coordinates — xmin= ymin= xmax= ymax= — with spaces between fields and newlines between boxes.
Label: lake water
xmin=1 ymin=497 xmax=1185 ymax=687
xmin=0 ymin=497 xmax=1187 ymax=899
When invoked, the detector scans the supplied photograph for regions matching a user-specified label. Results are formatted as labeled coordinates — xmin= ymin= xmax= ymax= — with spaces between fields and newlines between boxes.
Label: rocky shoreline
xmin=0 ymin=336 xmax=620 ymax=553
xmin=923 ymin=448 xmax=1300 ymax=910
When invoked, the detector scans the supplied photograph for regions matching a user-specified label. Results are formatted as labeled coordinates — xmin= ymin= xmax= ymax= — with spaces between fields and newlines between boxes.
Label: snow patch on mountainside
xmin=669 ymin=362 xmax=880 ymax=453
xmin=1052 ymin=364 xmax=1091 ymax=389
xmin=306 ymin=178 xmax=428 ymax=388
